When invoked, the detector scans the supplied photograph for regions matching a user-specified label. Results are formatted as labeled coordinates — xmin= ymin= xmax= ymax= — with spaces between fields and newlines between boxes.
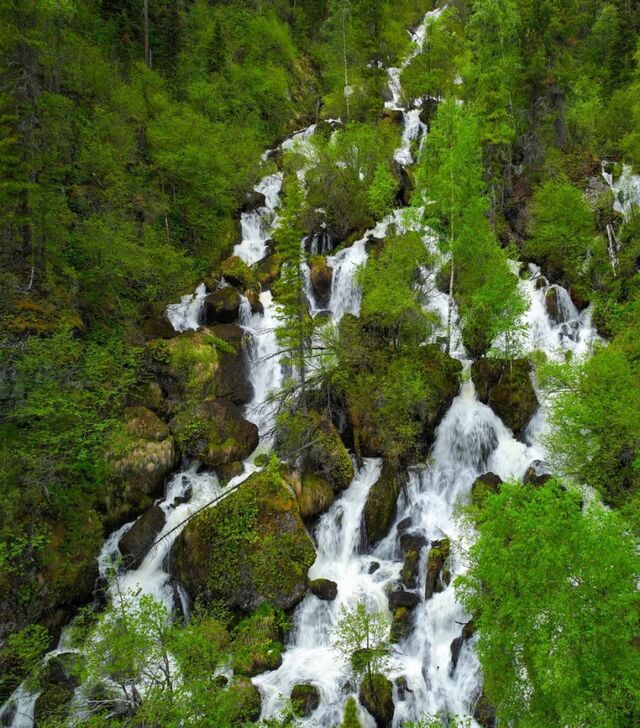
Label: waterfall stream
xmin=0 ymin=7 xmax=602 ymax=728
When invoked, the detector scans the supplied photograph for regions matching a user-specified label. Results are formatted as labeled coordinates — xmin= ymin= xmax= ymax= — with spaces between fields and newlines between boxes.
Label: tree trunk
xmin=143 ymin=0 xmax=151 ymax=67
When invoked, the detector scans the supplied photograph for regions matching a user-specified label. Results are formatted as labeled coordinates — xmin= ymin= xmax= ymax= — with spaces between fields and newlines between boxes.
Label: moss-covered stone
xmin=417 ymin=344 xmax=463 ymax=444
xmin=256 ymin=253 xmax=285 ymax=289
xmin=34 ymin=652 xmax=80 ymax=727
xmin=231 ymin=604 xmax=285 ymax=677
xmin=363 ymin=461 xmax=403 ymax=546
xmin=170 ymin=398 xmax=258 ymax=468
xmin=306 ymin=412 xmax=354 ymax=492
xmin=221 ymin=255 xmax=258 ymax=289
xmin=104 ymin=407 xmax=178 ymax=526
xmin=227 ymin=679 xmax=262 ymax=726
xmin=291 ymin=683 xmax=321 ymax=717
xmin=216 ymin=460 xmax=245 ymax=486
xmin=204 ymin=286 xmax=241 ymax=324
xmin=170 ymin=468 xmax=315 ymax=612
xmin=292 ymin=471 xmax=335 ymax=520
xmin=117 ymin=504 xmax=166 ymax=569
xmin=390 ymin=606 xmax=412 ymax=643
xmin=359 ymin=673 xmax=394 ymax=728
xmin=471 ymin=472 xmax=503 ymax=510
xmin=147 ymin=324 xmax=252 ymax=408
xmin=425 ymin=538 xmax=451 ymax=600
xmin=473 ymin=691 xmax=497 ymax=728
xmin=309 ymin=255 xmax=333 ymax=306
xmin=471 ymin=358 xmax=539 ymax=438
xmin=309 ymin=578 xmax=338 ymax=601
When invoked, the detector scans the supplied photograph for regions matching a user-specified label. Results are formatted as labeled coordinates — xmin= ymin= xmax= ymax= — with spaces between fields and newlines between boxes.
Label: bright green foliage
xmin=525 ymin=180 xmax=600 ymax=285
xmin=458 ymin=481 xmax=640 ymax=728
xmin=340 ymin=696 xmax=363 ymax=727
xmin=332 ymin=599 xmax=391 ymax=680
xmin=0 ymin=624 xmax=50 ymax=699
xmin=368 ymin=163 xmax=399 ymax=219
xmin=418 ymin=99 xmax=522 ymax=355
xmin=540 ymin=346 xmax=640 ymax=509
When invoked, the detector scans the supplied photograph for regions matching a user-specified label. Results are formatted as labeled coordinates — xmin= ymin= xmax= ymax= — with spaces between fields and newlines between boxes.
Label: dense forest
xmin=1 ymin=0 xmax=639 ymax=726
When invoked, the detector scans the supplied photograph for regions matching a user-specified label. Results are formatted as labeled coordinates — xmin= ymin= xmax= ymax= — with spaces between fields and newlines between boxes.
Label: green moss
xmin=231 ymin=604 xmax=287 ymax=676
xmin=220 ymin=255 xmax=258 ymax=289
xmin=363 ymin=461 xmax=402 ymax=545
xmin=171 ymin=469 xmax=315 ymax=612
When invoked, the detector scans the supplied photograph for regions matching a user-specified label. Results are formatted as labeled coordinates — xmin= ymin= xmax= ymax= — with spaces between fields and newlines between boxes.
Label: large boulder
xmin=220 ymin=255 xmax=257 ymax=290
xmin=147 ymin=326 xmax=251 ymax=408
xmin=118 ymin=504 xmax=166 ymax=569
xmin=399 ymin=531 xmax=428 ymax=589
xmin=522 ymin=459 xmax=553 ymax=487
xmin=363 ymin=461 xmax=404 ymax=546
xmin=204 ymin=287 xmax=241 ymax=324
xmin=471 ymin=472 xmax=503 ymax=509
xmin=425 ymin=538 xmax=451 ymax=600
xmin=388 ymin=589 xmax=420 ymax=611
xmin=309 ymin=578 xmax=338 ymax=601
xmin=227 ymin=679 xmax=262 ymax=726
xmin=473 ymin=691 xmax=497 ymax=728
xmin=450 ymin=620 xmax=475 ymax=673
xmin=309 ymin=255 xmax=333 ymax=307
xmin=104 ymin=407 xmax=178 ymax=526
xmin=471 ymin=358 xmax=539 ymax=438
xmin=170 ymin=469 xmax=315 ymax=612
xmin=256 ymin=253 xmax=285 ymax=290
xmin=34 ymin=653 xmax=80 ymax=726
xmin=359 ymin=673 xmax=394 ymax=728
xmin=305 ymin=413 xmax=355 ymax=492
xmin=170 ymin=398 xmax=258 ymax=468
xmin=292 ymin=472 xmax=335 ymax=521
xmin=418 ymin=345 xmax=463 ymax=444
xmin=291 ymin=684 xmax=321 ymax=717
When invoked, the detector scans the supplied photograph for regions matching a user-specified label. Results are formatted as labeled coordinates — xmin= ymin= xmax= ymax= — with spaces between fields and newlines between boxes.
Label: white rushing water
xmin=165 ymin=282 xmax=207 ymax=332
xmin=602 ymin=161 xmax=640 ymax=220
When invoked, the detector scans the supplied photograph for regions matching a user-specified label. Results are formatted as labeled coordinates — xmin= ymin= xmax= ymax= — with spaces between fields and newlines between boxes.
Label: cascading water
xmin=166 ymin=282 xmax=207 ymax=332
xmin=602 ymin=161 xmax=640 ymax=220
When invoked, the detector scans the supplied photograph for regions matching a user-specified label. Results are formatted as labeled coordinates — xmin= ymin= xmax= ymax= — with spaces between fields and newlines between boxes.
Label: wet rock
xmin=392 ymin=160 xmax=414 ymax=206
xmin=425 ymin=538 xmax=451 ymax=600
xmin=104 ymin=407 xmax=178 ymax=526
xmin=256 ymin=253 xmax=285 ymax=289
xmin=391 ymin=606 xmax=412 ymax=643
xmin=450 ymin=620 xmax=476 ymax=673
xmin=363 ymin=461 xmax=404 ymax=546
xmin=418 ymin=96 xmax=439 ymax=130
xmin=473 ymin=691 xmax=497 ymax=728
xmin=118 ymin=505 xmax=166 ymax=569
xmin=305 ymin=412 xmax=355 ymax=492
xmin=400 ymin=533 xmax=427 ymax=589
xmin=396 ymin=517 xmax=413 ymax=534
xmin=140 ymin=301 xmax=178 ymax=341
xmin=395 ymin=676 xmax=411 ymax=701
xmin=418 ymin=345 xmax=463 ymax=444
xmin=240 ymin=190 xmax=267 ymax=214
xmin=368 ymin=561 xmax=381 ymax=574
xmin=309 ymin=255 xmax=333 ymax=307
xmin=216 ymin=460 xmax=244 ymax=486
xmin=523 ymin=459 xmax=553 ymax=487
xmin=359 ymin=673 xmax=394 ymax=728
xmin=471 ymin=358 xmax=539 ymax=438
xmin=291 ymin=684 xmax=321 ymax=717
xmin=388 ymin=589 xmax=420 ymax=611
xmin=147 ymin=326 xmax=252 ymax=407
xmin=309 ymin=578 xmax=338 ymax=601
xmin=288 ymin=471 xmax=335 ymax=521
xmin=171 ymin=469 xmax=315 ymax=612
xmin=471 ymin=472 xmax=503 ymax=509
xmin=205 ymin=286 xmax=241 ymax=324
xmin=220 ymin=255 xmax=257 ymax=289
xmin=245 ymin=288 xmax=263 ymax=315
xmin=170 ymin=398 xmax=258 ymax=468
xmin=399 ymin=532 xmax=428 ymax=553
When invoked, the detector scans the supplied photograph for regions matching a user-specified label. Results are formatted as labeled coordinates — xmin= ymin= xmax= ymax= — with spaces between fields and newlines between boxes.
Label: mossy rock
xmin=471 ymin=358 xmax=539 ymax=438
xmin=471 ymin=472 xmax=503 ymax=510
xmin=216 ymin=460 xmax=245 ymax=486
xmin=34 ymin=652 xmax=81 ymax=727
xmin=473 ymin=691 xmax=497 ymax=728
xmin=293 ymin=471 xmax=335 ymax=520
xmin=425 ymin=538 xmax=451 ymax=600
xmin=306 ymin=412 xmax=354 ymax=492
xmin=170 ymin=468 xmax=316 ymax=612
xmin=231 ymin=604 xmax=285 ymax=677
xmin=400 ymin=548 xmax=421 ymax=589
xmin=256 ymin=253 xmax=285 ymax=289
xmin=204 ymin=287 xmax=241 ymax=324
xmin=147 ymin=325 xmax=252 ymax=408
xmin=118 ymin=504 xmax=166 ymax=569
xmin=170 ymin=398 xmax=258 ymax=468
xmin=291 ymin=683 xmax=321 ymax=717
xmin=363 ymin=461 xmax=403 ymax=546
xmin=104 ymin=406 xmax=178 ymax=526
xmin=309 ymin=578 xmax=338 ymax=601
xmin=391 ymin=606 xmax=412 ymax=643
xmin=227 ymin=679 xmax=262 ymax=726
xmin=309 ymin=255 xmax=333 ymax=306
xmin=359 ymin=673 xmax=394 ymax=728
xmin=221 ymin=255 xmax=258 ymax=289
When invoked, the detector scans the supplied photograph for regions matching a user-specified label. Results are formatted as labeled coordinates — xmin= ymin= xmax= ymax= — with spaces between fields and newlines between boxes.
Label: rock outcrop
xmin=171 ymin=469 xmax=315 ymax=612
xmin=363 ymin=461 xmax=404 ymax=545
xmin=359 ymin=673 xmax=394 ymax=728
xmin=425 ymin=538 xmax=451 ymax=600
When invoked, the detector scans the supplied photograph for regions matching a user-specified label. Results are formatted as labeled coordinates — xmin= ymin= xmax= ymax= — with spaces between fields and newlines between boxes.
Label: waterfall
xmin=234 ymin=172 xmax=283 ymax=265
xmin=166 ymin=282 xmax=206 ymax=332
xmin=602 ymin=161 xmax=640 ymax=220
